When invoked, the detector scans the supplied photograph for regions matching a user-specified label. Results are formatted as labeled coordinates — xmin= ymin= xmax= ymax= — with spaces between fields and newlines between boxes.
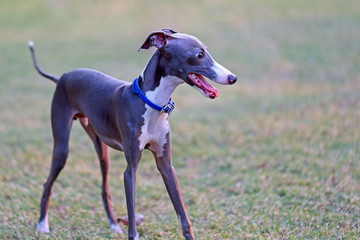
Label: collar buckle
xmin=160 ymin=100 xmax=175 ymax=114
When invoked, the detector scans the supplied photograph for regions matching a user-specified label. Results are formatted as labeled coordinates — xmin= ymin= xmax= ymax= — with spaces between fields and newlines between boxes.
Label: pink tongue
xmin=195 ymin=74 xmax=219 ymax=98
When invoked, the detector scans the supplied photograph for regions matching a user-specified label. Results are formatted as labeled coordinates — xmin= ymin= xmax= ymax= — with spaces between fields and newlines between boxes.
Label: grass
xmin=0 ymin=0 xmax=359 ymax=239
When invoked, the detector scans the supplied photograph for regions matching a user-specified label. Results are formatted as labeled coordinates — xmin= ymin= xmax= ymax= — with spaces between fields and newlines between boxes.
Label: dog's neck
xmin=139 ymin=51 xmax=183 ymax=107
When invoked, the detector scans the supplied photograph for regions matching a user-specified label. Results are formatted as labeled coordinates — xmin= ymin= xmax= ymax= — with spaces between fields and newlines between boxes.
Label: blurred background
xmin=0 ymin=0 xmax=359 ymax=239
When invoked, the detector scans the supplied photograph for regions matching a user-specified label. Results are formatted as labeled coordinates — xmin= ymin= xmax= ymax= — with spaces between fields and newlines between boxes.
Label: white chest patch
xmin=138 ymin=76 xmax=183 ymax=156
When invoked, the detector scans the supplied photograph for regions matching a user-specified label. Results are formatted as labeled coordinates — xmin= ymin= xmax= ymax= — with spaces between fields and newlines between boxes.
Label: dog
xmin=29 ymin=28 xmax=236 ymax=240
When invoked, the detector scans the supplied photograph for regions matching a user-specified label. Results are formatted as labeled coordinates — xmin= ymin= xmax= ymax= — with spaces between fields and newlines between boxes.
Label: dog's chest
xmin=138 ymin=108 xmax=170 ymax=156
xmin=137 ymin=75 xmax=183 ymax=156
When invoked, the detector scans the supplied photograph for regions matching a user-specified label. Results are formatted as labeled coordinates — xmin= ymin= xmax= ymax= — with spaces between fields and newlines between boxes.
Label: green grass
xmin=1 ymin=0 xmax=359 ymax=239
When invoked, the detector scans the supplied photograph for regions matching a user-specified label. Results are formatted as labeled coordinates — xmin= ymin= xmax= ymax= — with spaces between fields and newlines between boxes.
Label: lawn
xmin=0 ymin=0 xmax=359 ymax=239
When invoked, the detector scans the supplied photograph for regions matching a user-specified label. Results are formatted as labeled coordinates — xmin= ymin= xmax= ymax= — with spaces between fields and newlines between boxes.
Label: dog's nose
xmin=228 ymin=74 xmax=237 ymax=84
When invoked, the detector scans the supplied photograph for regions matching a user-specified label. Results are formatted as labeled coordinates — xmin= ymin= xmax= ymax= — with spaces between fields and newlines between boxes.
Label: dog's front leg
xmin=123 ymin=147 xmax=142 ymax=240
xmin=152 ymin=136 xmax=194 ymax=240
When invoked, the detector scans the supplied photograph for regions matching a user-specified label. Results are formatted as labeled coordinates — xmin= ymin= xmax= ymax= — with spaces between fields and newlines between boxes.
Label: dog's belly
xmin=99 ymin=135 xmax=124 ymax=151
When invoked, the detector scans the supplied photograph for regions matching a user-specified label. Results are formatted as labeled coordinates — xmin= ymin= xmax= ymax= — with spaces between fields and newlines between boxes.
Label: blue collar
xmin=131 ymin=77 xmax=175 ymax=114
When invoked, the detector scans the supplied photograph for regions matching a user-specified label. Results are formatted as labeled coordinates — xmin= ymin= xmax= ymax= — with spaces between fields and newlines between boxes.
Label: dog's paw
xmin=118 ymin=213 xmax=145 ymax=226
xmin=36 ymin=220 xmax=50 ymax=233
xmin=110 ymin=223 xmax=123 ymax=234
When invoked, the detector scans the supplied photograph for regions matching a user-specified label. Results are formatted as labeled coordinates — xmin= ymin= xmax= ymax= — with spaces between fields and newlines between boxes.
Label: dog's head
xmin=139 ymin=29 xmax=237 ymax=99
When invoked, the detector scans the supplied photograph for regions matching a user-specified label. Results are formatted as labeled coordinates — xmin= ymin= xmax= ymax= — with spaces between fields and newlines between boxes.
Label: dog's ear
xmin=138 ymin=29 xmax=177 ymax=51
xmin=161 ymin=28 xmax=178 ymax=35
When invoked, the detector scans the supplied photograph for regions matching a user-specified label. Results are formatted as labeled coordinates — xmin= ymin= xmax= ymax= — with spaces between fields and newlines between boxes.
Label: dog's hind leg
xmin=36 ymin=92 xmax=73 ymax=233
xmin=79 ymin=117 xmax=123 ymax=234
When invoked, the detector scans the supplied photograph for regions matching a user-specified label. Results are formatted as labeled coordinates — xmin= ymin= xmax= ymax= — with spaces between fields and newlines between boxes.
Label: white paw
xmin=110 ymin=224 xmax=123 ymax=234
xmin=36 ymin=220 xmax=49 ymax=233
xmin=118 ymin=213 xmax=145 ymax=226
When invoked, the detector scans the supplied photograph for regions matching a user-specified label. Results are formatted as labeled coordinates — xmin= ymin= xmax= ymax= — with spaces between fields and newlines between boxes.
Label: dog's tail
xmin=28 ymin=41 xmax=59 ymax=83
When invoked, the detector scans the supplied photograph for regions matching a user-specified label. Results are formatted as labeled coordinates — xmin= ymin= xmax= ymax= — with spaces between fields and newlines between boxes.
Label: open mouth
xmin=187 ymin=73 xmax=219 ymax=99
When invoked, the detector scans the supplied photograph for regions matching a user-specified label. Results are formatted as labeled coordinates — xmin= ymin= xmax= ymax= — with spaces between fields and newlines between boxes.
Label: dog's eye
xmin=197 ymin=51 xmax=205 ymax=59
